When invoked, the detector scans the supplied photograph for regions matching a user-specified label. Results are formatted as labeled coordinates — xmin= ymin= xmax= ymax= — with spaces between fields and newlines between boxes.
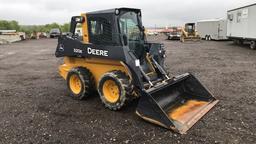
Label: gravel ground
xmin=0 ymin=36 xmax=255 ymax=144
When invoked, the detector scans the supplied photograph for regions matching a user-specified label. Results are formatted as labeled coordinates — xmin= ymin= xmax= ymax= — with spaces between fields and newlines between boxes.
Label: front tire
xmin=67 ymin=67 xmax=94 ymax=100
xmin=98 ymin=71 xmax=131 ymax=110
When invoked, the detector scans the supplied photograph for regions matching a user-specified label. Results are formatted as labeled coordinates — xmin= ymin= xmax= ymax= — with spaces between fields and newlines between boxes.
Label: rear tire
xmin=205 ymin=35 xmax=208 ymax=40
xmin=98 ymin=71 xmax=131 ymax=110
xmin=250 ymin=41 xmax=256 ymax=50
xmin=67 ymin=67 xmax=94 ymax=100
xmin=208 ymin=36 xmax=212 ymax=41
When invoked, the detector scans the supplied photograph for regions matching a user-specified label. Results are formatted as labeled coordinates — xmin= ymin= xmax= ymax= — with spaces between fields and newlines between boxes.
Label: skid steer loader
xmin=180 ymin=23 xmax=201 ymax=42
xmin=55 ymin=8 xmax=218 ymax=134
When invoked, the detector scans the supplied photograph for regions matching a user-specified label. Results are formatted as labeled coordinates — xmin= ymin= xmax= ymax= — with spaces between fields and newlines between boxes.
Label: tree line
xmin=0 ymin=20 xmax=70 ymax=34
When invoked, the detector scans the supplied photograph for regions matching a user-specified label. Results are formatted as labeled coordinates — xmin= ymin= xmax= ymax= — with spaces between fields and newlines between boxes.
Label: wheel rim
xmin=103 ymin=80 xmax=120 ymax=103
xmin=69 ymin=74 xmax=82 ymax=94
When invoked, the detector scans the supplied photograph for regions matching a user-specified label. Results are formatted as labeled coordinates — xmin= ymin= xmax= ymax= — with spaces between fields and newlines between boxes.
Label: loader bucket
xmin=136 ymin=73 xmax=218 ymax=134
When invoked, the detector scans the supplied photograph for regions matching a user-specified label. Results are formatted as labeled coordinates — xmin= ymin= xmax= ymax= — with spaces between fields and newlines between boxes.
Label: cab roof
xmin=86 ymin=7 xmax=141 ymax=15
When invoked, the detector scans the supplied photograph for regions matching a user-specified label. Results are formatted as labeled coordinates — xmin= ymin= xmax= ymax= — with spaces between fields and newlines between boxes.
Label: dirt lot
xmin=0 ymin=36 xmax=255 ymax=144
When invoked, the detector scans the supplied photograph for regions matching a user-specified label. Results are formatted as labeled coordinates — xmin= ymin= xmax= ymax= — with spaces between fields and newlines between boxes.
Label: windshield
xmin=119 ymin=12 xmax=143 ymax=41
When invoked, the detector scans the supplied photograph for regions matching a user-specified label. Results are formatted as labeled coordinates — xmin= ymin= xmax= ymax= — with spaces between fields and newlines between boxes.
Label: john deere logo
xmin=87 ymin=47 xmax=108 ymax=57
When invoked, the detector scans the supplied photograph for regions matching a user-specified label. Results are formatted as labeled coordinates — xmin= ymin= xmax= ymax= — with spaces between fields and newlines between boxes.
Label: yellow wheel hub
xmin=69 ymin=74 xmax=82 ymax=94
xmin=103 ymin=80 xmax=120 ymax=103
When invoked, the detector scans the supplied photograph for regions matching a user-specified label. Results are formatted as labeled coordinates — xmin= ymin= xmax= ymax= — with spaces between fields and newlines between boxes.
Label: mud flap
xmin=136 ymin=73 xmax=219 ymax=134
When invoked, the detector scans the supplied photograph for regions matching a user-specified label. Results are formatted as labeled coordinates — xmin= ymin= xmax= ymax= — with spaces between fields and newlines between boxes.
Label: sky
xmin=0 ymin=0 xmax=255 ymax=27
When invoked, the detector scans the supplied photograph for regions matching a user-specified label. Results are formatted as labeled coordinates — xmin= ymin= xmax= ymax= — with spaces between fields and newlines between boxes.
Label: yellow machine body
xmin=59 ymin=57 xmax=130 ymax=86
xmin=180 ymin=23 xmax=201 ymax=42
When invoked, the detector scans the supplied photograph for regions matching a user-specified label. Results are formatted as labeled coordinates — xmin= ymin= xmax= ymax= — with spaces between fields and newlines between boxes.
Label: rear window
xmin=88 ymin=17 xmax=113 ymax=45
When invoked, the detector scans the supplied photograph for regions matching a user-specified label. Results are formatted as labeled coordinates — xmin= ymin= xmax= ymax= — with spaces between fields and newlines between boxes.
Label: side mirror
xmin=123 ymin=34 xmax=128 ymax=46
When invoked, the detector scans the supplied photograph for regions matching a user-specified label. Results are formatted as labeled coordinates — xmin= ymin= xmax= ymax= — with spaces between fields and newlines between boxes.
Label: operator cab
xmin=69 ymin=8 xmax=146 ymax=59
xmin=185 ymin=23 xmax=196 ymax=34
xmin=68 ymin=8 xmax=163 ymax=81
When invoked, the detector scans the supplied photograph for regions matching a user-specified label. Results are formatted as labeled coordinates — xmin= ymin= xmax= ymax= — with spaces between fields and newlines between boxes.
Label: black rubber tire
xmin=250 ymin=41 xmax=256 ymax=50
xmin=208 ymin=36 xmax=212 ymax=41
xmin=205 ymin=35 xmax=208 ymax=40
xmin=66 ymin=67 xmax=94 ymax=100
xmin=98 ymin=71 xmax=131 ymax=110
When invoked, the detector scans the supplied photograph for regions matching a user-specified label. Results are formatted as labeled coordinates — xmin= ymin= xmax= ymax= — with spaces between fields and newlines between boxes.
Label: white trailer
xmin=197 ymin=19 xmax=227 ymax=40
xmin=227 ymin=3 xmax=256 ymax=49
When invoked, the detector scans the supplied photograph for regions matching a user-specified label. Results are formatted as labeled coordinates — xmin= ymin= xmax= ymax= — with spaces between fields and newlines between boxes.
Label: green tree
xmin=44 ymin=23 xmax=60 ymax=32
xmin=60 ymin=23 xmax=70 ymax=32
xmin=9 ymin=20 xmax=20 ymax=31
xmin=0 ymin=20 xmax=72 ymax=35
xmin=0 ymin=20 xmax=20 ymax=31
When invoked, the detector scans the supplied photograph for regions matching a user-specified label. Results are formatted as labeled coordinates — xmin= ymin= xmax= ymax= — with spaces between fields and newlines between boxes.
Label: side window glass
xmin=73 ymin=24 xmax=83 ymax=41
xmin=75 ymin=24 xmax=83 ymax=36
